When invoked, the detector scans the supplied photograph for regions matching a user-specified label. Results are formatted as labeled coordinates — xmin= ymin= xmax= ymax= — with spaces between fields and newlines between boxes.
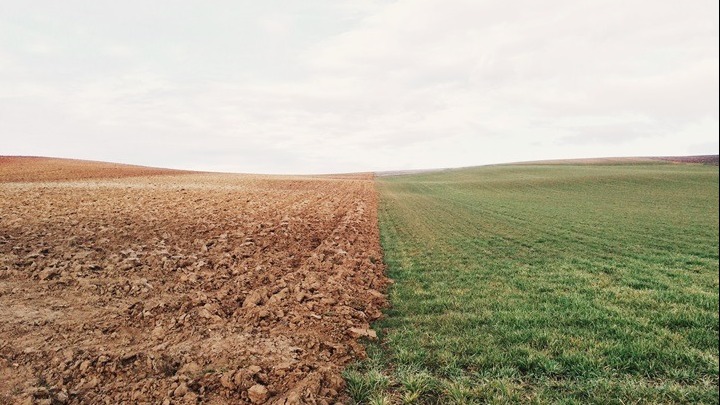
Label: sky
xmin=1 ymin=0 xmax=718 ymax=174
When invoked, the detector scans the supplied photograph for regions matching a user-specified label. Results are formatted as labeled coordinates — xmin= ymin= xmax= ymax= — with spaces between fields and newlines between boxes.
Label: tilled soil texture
xmin=0 ymin=156 xmax=190 ymax=182
xmin=0 ymin=167 xmax=387 ymax=404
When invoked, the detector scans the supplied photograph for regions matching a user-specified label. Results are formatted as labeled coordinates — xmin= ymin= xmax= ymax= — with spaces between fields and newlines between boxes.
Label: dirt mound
xmin=0 ymin=156 xmax=191 ymax=182
xmin=0 ymin=171 xmax=387 ymax=404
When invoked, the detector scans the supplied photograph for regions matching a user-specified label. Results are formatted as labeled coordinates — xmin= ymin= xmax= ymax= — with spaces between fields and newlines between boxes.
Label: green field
xmin=345 ymin=163 xmax=719 ymax=404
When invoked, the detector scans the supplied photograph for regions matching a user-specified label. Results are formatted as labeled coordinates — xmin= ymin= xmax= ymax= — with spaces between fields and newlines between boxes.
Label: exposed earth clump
xmin=0 ymin=159 xmax=387 ymax=404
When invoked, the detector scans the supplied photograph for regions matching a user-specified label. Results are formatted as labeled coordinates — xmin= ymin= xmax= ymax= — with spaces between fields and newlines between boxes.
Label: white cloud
xmin=0 ymin=0 xmax=717 ymax=173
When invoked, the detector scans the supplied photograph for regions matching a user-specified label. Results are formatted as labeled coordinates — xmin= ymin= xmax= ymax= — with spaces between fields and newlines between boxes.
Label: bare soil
xmin=651 ymin=155 xmax=719 ymax=165
xmin=510 ymin=155 xmax=720 ymax=166
xmin=0 ymin=156 xmax=190 ymax=182
xmin=0 ymin=159 xmax=387 ymax=404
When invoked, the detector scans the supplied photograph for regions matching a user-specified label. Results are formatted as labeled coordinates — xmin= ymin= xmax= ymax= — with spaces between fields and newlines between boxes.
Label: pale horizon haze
xmin=1 ymin=1 xmax=718 ymax=174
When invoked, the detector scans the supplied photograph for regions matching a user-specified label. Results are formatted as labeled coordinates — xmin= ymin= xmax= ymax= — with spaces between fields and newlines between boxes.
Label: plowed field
xmin=0 ymin=156 xmax=190 ymax=182
xmin=0 ymin=158 xmax=387 ymax=404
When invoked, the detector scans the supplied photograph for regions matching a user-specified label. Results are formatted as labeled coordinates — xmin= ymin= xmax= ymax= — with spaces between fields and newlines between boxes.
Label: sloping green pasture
xmin=346 ymin=163 xmax=719 ymax=404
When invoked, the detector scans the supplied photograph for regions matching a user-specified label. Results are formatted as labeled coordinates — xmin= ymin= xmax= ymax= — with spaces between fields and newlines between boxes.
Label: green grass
xmin=349 ymin=164 xmax=719 ymax=404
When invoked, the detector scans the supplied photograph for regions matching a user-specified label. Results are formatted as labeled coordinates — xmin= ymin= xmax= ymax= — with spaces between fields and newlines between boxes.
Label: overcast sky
xmin=1 ymin=1 xmax=718 ymax=174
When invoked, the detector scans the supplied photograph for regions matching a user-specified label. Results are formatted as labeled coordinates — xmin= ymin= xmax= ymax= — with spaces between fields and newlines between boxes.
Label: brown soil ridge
xmin=509 ymin=155 xmax=719 ymax=166
xmin=376 ymin=155 xmax=719 ymax=177
xmin=650 ymin=155 xmax=719 ymax=165
xmin=0 ymin=166 xmax=387 ymax=404
xmin=0 ymin=156 xmax=193 ymax=183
